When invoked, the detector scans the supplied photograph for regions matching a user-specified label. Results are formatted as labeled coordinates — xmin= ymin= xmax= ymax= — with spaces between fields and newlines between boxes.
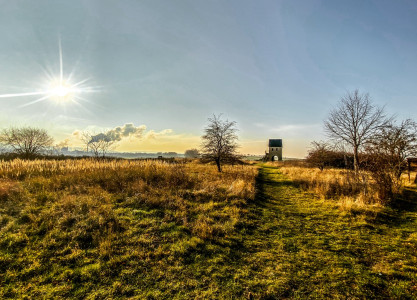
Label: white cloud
xmin=59 ymin=123 xmax=200 ymax=152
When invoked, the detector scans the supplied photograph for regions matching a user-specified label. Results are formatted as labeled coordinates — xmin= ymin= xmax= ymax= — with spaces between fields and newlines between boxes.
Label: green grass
xmin=237 ymin=165 xmax=417 ymax=299
xmin=1 ymin=161 xmax=417 ymax=298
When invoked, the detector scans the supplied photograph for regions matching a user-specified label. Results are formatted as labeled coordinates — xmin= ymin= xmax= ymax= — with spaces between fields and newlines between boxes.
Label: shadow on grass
xmin=239 ymin=164 xmax=299 ymax=236
xmin=189 ymin=165 xmax=285 ymax=263
xmin=253 ymin=166 xmax=271 ymax=205
xmin=392 ymin=188 xmax=417 ymax=212
xmin=254 ymin=165 xmax=299 ymax=203
xmin=370 ymin=188 xmax=417 ymax=227
xmin=236 ymin=165 xmax=279 ymax=235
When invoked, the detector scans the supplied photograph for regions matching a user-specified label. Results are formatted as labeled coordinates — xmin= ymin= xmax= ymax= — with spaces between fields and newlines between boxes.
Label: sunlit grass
xmin=273 ymin=161 xmax=417 ymax=207
xmin=0 ymin=158 xmax=257 ymax=298
xmin=1 ymin=160 xmax=416 ymax=298
xmin=245 ymin=165 xmax=417 ymax=298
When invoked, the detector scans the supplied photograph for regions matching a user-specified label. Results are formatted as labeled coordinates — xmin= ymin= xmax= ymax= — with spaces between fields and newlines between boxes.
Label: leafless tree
xmin=324 ymin=90 xmax=389 ymax=173
xmin=0 ymin=127 xmax=53 ymax=158
xmin=201 ymin=114 xmax=239 ymax=172
xmin=82 ymin=131 xmax=115 ymax=158
xmin=371 ymin=119 xmax=417 ymax=178
xmin=184 ymin=148 xmax=200 ymax=158
xmin=363 ymin=119 xmax=417 ymax=200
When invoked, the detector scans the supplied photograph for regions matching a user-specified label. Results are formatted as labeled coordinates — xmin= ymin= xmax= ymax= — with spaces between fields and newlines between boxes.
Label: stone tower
xmin=265 ymin=139 xmax=282 ymax=161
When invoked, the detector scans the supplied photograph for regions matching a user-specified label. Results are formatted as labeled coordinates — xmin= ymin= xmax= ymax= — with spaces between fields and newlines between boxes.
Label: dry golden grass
xmin=0 ymin=158 xmax=258 ymax=298
xmin=401 ymin=171 xmax=417 ymax=187
xmin=269 ymin=162 xmax=417 ymax=209
xmin=269 ymin=161 xmax=417 ymax=206
xmin=0 ymin=158 xmax=257 ymax=238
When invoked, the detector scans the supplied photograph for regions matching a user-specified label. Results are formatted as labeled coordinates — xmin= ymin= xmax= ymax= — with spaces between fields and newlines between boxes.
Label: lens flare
xmin=0 ymin=39 xmax=99 ymax=108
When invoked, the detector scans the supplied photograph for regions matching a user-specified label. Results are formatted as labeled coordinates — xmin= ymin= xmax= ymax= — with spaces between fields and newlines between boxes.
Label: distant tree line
xmin=184 ymin=148 xmax=200 ymax=158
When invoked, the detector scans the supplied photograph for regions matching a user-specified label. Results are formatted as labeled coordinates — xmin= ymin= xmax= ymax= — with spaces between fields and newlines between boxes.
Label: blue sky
xmin=0 ymin=0 xmax=416 ymax=157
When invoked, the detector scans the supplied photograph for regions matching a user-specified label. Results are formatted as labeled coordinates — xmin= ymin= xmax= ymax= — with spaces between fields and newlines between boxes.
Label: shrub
xmin=306 ymin=141 xmax=353 ymax=170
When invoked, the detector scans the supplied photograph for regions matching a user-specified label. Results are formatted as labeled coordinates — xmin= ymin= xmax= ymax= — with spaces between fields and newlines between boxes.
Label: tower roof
xmin=268 ymin=139 xmax=282 ymax=147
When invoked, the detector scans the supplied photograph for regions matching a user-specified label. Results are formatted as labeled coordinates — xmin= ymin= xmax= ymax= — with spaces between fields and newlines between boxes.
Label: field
xmin=1 ymin=159 xmax=417 ymax=299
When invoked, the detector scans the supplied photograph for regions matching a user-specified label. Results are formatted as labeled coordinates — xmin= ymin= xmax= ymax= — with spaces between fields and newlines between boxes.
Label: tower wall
xmin=267 ymin=147 xmax=282 ymax=161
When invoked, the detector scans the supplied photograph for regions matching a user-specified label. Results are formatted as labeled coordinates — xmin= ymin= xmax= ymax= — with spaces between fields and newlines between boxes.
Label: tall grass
xmin=270 ymin=161 xmax=415 ymax=209
xmin=0 ymin=158 xmax=257 ymax=298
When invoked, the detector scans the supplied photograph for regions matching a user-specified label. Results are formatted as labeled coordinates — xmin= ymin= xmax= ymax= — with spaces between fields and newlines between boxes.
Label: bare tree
xmin=362 ymin=119 xmax=417 ymax=201
xmin=0 ymin=127 xmax=53 ymax=158
xmin=370 ymin=119 xmax=417 ymax=178
xmin=184 ymin=148 xmax=200 ymax=158
xmin=82 ymin=131 xmax=115 ymax=158
xmin=324 ymin=90 xmax=389 ymax=173
xmin=201 ymin=114 xmax=239 ymax=172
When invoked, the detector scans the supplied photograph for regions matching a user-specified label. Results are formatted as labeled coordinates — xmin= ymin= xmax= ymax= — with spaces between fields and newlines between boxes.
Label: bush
xmin=306 ymin=142 xmax=353 ymax=170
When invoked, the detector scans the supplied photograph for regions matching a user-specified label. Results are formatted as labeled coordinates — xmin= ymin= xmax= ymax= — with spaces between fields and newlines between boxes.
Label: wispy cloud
xmin=268 ymin=124 xmax=321 ymax=133
xmin=254 ymin=122 xmax=321 ymax=134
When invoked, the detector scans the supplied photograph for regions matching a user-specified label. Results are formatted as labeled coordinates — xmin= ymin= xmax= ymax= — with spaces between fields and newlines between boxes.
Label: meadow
xmin=1 ymin=158 xmax=417 ymax=299
xmin=0 ymin=159 xmax=257 ymax=298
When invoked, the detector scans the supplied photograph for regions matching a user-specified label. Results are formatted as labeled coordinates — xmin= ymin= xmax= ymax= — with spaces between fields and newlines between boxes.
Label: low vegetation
xmin=278 ymin=160 xmax=415 ymax=205
xmin=1 ymin=159 xmax=417 ymax=298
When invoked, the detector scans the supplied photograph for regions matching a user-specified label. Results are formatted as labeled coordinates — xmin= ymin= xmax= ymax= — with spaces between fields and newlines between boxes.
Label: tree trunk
xmin=353 ymin=145 xmax=359 ymax=174
xmin=215 ymin=158 xmax=222 ymax=172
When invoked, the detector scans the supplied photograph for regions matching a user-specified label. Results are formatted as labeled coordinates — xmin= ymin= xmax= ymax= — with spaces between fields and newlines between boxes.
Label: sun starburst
xmin=0 ymin=39 xmax=99 ymax=108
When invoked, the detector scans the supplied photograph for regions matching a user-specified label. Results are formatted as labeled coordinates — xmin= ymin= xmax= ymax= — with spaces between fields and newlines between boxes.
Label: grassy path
xmin=234 ymin=164 xmax=417 ymax=299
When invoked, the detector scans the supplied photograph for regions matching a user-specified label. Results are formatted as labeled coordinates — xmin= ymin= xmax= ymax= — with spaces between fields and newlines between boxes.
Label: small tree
xmin=0 ymin=127 xmax=53 ymax=158
xmin=364 ymin=119 xmax=417 ymax=201
xmin=324 ymin=90 xmax=389 ymax=173
xmin=201 ymin=114 xmax=239 ymax=172
xmin=82 ymin=131 xmax=115 ymax=158
xmin=184 ymin=148 xmax=200 ymax=158
xmin=373 ymin=119 xmax=417 ymax=179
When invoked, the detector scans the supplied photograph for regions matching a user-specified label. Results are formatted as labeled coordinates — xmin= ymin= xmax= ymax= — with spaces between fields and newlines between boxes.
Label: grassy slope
xmin=1 ymin=162 xmax=417 ymax=299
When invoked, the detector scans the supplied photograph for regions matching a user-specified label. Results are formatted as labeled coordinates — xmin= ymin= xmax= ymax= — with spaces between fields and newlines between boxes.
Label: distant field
xmin=1 ymin=159 xmax=417 ymax=298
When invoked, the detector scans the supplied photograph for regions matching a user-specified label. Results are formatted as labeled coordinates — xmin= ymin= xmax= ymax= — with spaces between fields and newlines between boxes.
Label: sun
xmin=0 ymin=38 xmax=99 ymax=108
xmin=48 ymin=81 xmax=73 ymax=99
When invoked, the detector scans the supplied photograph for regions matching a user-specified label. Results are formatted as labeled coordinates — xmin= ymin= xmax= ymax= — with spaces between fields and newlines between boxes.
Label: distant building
xmin=265 ymin=139 xmax=282 ymax=161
